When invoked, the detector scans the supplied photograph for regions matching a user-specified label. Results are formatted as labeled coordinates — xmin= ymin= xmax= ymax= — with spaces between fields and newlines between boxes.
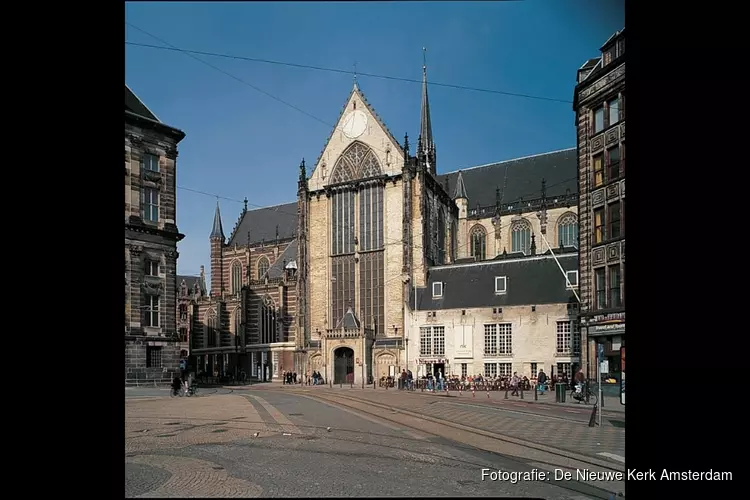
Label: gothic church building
xmin=190 ymin=65 xmax=580 ymax=383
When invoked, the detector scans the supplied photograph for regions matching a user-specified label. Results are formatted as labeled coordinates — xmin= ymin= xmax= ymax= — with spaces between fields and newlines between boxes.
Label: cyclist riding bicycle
xmin=171 ymin=375 xmax=183 ymax=395
xmin=574 ymin=369 xmax=585 ymax=393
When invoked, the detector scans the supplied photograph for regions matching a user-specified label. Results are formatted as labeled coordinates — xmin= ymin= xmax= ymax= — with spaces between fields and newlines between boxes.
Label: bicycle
xmin=571 ymin=382 xmax=598 ymax=405
xmin=170 ymin=386 xmax=184 ymax=398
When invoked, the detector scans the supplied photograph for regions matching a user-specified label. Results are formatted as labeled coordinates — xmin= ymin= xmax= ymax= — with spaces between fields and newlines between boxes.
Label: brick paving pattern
xmin=288 ymin=387 xmax=625 ymax=461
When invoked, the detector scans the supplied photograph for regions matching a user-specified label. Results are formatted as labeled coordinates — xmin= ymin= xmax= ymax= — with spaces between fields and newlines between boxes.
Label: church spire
xmin=420 ymin=47 xmax=436 ymax=173
xmin=210 ymin=201 xmax=225 ymax=241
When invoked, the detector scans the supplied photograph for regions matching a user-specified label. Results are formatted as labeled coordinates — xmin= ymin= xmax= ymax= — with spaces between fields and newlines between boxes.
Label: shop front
xmin=416 ymin=358 xmax=449 ymax=378
xmin=583 ymin=311 xmax=625 ymax=399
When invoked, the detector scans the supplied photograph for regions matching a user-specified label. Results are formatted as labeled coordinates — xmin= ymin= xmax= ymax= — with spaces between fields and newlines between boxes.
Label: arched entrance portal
xmin=333 ymin=347 xmax=355 ymax=384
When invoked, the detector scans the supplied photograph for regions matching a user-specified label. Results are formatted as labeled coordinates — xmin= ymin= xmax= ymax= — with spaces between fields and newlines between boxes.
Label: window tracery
xmin=557 ymin=212 xmax=579 ymax=248
xmin=329 ymin=142 xmax=383 ymax=183
xmin=469 ymin=225 xmax=487 ymax=260
xmin=511 ymin=220 xmax=532 ymax=254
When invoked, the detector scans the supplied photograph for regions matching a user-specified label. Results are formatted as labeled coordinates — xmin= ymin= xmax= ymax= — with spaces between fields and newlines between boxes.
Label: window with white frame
xmin=143 ymin=153 xmax=160 ymax=172
xmin=145 ymin=259 xmax=159 ymax=277
xmin=484 ymin=324 xmax=497 ymax=356
xmin=432 ymin=282 xmax=443 ymax=298
xmin=557 ymin=213 xmax=578 ymax=248
xmin=531 ymin=362 xmax=538 ymax=376
xmin=144 ymin=295 xmax=159 ymax=327
xmin=498 ymin=363 xmax=512 ymax=377
xmin=484 ymin=323 xmax=512 ymax=356
xmin=142 ymin=188 xmax=159 ymax=223
xmin=146 ymin=346 xmax=162 ymax=368
xmin=556 ymin=320 xmax=572 ymax=354
xmin=494 ymin=276 xmax=507 ymax=294
xmin=511 ymin=220 xmax=532 ymax=254
xmin=461 ymin=363 xmax=467 ymax=378
xmin=484 ymin=363 xmax=497 ymax=378
xmin=566 ymin=270 xmax=578 ymax=288
xmin=419 ymin=326 xmax=445 ymax=356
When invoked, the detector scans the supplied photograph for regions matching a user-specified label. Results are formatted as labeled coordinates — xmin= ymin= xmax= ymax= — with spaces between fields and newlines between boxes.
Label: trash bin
xmin=555 ymin=383 xmax=567 ymax=403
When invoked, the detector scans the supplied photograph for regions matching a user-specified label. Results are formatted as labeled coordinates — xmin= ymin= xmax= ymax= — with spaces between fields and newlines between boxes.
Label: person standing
xmin=537 ymin=369 xmax=547 ymax=395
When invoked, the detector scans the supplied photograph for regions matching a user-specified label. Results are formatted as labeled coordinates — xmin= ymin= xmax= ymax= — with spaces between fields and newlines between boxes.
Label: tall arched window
xmin=231 ymin=261 xmax=242 ymax=294
xmin=205 ymin=309 xmax=218 ymax=347
xmin=511 ymin=220 xmax=532 ymax=254
xmin=233 ymin=307 xmax=242 ymax=338
xmin=330 ymin=141 xmax=385 ymax=335
xmin=469 ymin=225 xmax=486 ymax=260
xmin=260 ymin=295 xmax=277 ymax=344
xmin=257 ymin=256 xmax=269 ymax=280
xmin=557 ymin=212 xmax=579 ymax=248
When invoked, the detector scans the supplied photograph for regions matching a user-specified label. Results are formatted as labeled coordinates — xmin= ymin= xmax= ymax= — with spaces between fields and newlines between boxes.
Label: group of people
xmin=280 ymin=370 xmax=326 ymax=385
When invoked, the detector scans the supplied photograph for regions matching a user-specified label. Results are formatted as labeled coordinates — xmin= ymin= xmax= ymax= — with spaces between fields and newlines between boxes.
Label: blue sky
xmin=125 ymin=1 xmax=624 ymax=277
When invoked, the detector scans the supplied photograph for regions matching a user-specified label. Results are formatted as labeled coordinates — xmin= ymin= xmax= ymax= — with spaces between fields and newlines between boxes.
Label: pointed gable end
xmin=308 ymin=82 xmax=405 ymax=191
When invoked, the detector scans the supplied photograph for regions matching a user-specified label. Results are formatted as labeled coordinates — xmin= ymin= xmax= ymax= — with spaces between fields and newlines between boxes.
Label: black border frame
xmin=25 ymin=0 xmax=738 ymax=497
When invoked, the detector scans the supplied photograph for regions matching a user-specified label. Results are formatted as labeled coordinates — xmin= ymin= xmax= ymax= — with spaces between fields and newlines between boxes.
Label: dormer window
xmin=566 ymin=271 xmax=579 ymax=288
xmin=432 ymin=282 xmax=443 ymax=298
xmin=495 ymin=276 xmax=507 ymax=295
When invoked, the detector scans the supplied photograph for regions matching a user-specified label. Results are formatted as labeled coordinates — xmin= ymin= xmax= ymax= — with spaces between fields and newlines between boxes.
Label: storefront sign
xmin=587 ymin=312 xmax=626 ymax=325
xmin=590 ymin=323 xmax=625 ymax=335
xmin=418 ymin=358 xmax=448 ymax=364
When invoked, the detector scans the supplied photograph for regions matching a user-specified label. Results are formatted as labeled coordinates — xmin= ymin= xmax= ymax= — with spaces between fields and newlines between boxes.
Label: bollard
xmin=340 ymin=382 xmax=343 ymax=389
xmin=351 ymin=381 xmax=353 ymax=389
xmin=504 ymin=387 xmax=509 ymax=399
xmin=373 ymin=381 xmax=376 ymax=390
xmin=472 ymin=385 xmax=476 ymax=398
xmin=534 ymin=385 xmax=538 ymax=401
xmin=588 ymin=404 xmax=598 ymax=427
xmin=520 ymin=386 xmax=524 ymax=399
xmin=459 ymin=385 xmax=462 ymax=396
xmin=445 ymin=384 xmax=449 ymax=397
xmin=487 ymin=386 xmax=490 ymax=398
xmin=330 ymin=380 xmax=332 ymax=388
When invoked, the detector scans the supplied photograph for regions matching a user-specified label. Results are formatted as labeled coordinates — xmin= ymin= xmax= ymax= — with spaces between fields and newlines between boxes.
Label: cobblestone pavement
xmin=125 ymin=391 xmax=612 ymax=498
xmin=276 ymin=387 xmax=625 ymax=464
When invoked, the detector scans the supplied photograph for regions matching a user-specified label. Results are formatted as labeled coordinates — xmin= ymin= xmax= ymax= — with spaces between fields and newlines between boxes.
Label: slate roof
xmin=227 ymin=202 xmax=298 ymax=247
xmin=410 ymin=251 xmax=578 ymax=311
xmin=266 ymin=240 xmax=298 ymax=279
xmin=335 ymin=307 xmax=361 ymax=330
xmin=125 ymin=85 xmax=160 ymax=122
xmin=437 ymin=148 xmax=578 ymax=210
xmin=210 ymin=202 xmax=225 ymax=240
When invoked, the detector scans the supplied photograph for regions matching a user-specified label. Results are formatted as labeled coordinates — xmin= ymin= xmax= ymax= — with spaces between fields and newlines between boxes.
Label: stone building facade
xmin=176 ymin=269 xmax=207 ymax=360
xmin=406 ymin=251 xmax=580 ymax=380
xmin=573 ymin=28 xmax=626 ymax=381
xmin=189 ymin=63 xmax=580 ymax=383
xmin=125 ymin=85 xmax=186 ymax=383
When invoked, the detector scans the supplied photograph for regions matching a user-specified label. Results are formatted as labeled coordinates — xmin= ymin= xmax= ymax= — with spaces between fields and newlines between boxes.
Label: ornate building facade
xmin=176 ymin=268 xmax=207 ymax=360
xmin=190 ymin=62 xmax=580 ymax=383
xmin=125 ymin=85 xmax=186 ymax=383
xmin=574 ymin=28 xmax=626 ymax=381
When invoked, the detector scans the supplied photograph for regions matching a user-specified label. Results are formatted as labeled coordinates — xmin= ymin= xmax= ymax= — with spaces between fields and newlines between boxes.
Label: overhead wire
xmin=125 ymin=40 xmax=575 ymax=105
xmin=128 ymin=22 xmax=586 ymax=283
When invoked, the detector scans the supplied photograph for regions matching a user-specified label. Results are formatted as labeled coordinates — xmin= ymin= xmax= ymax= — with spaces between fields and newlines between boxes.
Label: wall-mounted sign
xmin=588 ymin=312 xmax=626 ymax=325
xmin=418 ymin=358 xmax=448 ymax=364
xmin=591 ymin=323 xmax=626 ymax=335
xmin=454 ymin=325 xmax=473 ymax=358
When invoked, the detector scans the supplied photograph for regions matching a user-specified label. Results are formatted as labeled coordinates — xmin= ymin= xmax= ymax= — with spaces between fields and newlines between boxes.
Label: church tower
xmin=418 ymin=49 xmax=437 ymax=175
xmin=209 ymin=202 xmax=225 ymax=297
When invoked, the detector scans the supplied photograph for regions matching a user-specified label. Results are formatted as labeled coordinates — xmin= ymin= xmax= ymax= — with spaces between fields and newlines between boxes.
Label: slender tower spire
xmin=210 ymin=200 xmax=225 ymax=241
xmin=420 ymin=47 xmax=436 ymax=173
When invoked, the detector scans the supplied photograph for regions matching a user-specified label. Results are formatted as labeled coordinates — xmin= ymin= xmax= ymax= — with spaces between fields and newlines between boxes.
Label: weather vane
xmin=423 ymin=47 xmax=427 ymax=69
xmin=353 ymin=61 xmax=358 ymax=83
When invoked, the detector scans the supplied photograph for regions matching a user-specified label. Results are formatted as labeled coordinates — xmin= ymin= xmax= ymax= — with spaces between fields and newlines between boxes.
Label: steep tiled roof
xmin=437 ymin=148 xmax=578 ymax=209
xmin=227 ymin=202 xmax=298 ymax=247
xmin=410 ymin=251 xmax=578 ymax=310
xmin=125 ymin=85 xmax=160 ymax=122
xmin=266 ymin=240 xmax=298 ymax=279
